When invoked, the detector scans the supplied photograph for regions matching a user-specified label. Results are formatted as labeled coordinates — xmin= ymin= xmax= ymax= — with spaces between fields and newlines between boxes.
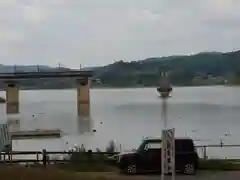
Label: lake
xmin=0 ymin=86 xmax=240 ymax=159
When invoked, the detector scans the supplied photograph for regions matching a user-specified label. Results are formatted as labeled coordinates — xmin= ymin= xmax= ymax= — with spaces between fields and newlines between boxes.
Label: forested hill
xmin=0 ymin=50 xmax=239 ymax=89
xmin=93 ymin=50 xmax=240 ymax=87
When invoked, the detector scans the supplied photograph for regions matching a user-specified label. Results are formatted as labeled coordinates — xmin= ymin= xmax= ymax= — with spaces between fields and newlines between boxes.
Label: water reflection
xmin=77 ymin=116 xmax=93 ymax=135
xmin=7 ymin=119 xmax=20 ymax=132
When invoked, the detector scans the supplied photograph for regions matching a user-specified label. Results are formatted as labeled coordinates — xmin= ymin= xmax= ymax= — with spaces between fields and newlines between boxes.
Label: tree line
xmin=94 ymin=51 xmax=240 ymax=87
xmin=0 ymin=50 xmax=239 ymax=89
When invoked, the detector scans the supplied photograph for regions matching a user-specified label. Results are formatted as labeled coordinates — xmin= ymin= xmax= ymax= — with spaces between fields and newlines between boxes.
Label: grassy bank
xmin=56 ymin=162 xmax=118 ymax=172
xmin=0 ymin=166 xmax=125 ymax=180
xmin=2 ymin=159 xmax=240 ymax=180
xmin=0 ymin=166 xmax=112 ymax=180
xmin=199 ymin=159 xmax=240 ymax=171
xmin=0 ymin=166 xmax=75 ymax=180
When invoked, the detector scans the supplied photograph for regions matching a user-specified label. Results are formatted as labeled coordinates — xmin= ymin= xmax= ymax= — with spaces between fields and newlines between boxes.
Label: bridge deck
xmin=0 ymin=70 xmax=93 ymax=81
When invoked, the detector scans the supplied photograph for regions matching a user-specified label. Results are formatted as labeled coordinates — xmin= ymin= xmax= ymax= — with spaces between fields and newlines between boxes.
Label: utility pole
xmin=158 ymin=70 xmax=175 ymax=180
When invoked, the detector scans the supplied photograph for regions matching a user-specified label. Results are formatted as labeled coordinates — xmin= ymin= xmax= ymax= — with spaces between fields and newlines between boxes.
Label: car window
xmin=175 ymin=140 xmax=194 ymax=152
xmin=145 ymin=142 xmax=161 ymax=150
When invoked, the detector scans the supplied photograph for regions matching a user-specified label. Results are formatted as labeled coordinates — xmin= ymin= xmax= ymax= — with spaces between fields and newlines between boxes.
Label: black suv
xmin=116 ymin=138 xmax=199 ymax=175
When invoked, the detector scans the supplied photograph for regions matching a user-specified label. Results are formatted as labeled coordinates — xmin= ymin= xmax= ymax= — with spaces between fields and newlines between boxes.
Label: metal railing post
xmin=42 ymin=149 xmax=47 ymax=168
xmin=203 ymin=146 xmax=207 ymax=160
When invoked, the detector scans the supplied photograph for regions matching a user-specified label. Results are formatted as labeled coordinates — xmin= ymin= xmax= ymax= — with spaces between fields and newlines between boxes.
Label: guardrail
xmin=196 ymin=144 xmax=240 ymax=160
xmin=2 ymin=144 xmax=240 ymax=166
xmin=0 ymin=149 xmax=118 ymax=167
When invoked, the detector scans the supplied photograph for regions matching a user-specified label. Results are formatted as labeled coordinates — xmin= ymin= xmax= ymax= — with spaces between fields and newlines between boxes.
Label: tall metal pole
xmin=161 ymin=98 xmax=167 ymax=180
xmin=159 ymin=71 xmax=174 ymax=180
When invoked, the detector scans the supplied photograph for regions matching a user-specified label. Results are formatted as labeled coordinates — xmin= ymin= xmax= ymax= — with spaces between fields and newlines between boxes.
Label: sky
xmin=0 ymin=0 xmax=240 ymax=68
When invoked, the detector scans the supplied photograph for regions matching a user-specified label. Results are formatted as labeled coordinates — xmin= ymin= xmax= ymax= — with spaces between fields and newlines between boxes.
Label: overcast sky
xmin=0 ymin=0 xmax=240 ymax=68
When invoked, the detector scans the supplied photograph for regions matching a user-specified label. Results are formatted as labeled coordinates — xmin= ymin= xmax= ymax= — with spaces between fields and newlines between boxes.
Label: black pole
xmin=42 ymin=149 xmax=47 ymax=168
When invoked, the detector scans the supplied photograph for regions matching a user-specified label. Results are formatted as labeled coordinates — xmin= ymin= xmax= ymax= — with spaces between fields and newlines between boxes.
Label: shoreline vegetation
xmin=0 ymin=50 xmax=239 ymax=89
xmin=1 ymin=142 xmax=240 ymax=179
xmin=0 ymin=84 xmax=238 ymax=92
xmin=1 ymin=158 xmax=240 ymax=180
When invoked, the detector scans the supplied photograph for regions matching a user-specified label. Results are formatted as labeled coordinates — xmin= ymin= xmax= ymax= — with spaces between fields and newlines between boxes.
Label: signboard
xmin=0 ymin=124 xmax=11 ymax=152
xmin=161 ymin=128 xmax=175 ymax=178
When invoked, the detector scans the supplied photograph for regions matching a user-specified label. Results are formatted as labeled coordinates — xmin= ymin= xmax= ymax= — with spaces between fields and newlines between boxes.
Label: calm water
xmin=1 ymin=86 xmax=240 ymax=158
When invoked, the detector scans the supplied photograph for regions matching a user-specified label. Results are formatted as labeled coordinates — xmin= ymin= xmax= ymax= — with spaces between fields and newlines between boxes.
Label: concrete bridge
xmin=0 ymin=70 xmax=93 ymax=133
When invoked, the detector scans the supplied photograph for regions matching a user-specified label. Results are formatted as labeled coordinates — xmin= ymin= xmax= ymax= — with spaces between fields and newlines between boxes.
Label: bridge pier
xmin=5 ymin=81 xmax=20 ymax=132
xmin=0 ymin=70 xmax=93 ymax=134
xmin=76 ymin=78 xmax=90 ymax=117
xmin=76 ymin=78 xmax=91 ymax=133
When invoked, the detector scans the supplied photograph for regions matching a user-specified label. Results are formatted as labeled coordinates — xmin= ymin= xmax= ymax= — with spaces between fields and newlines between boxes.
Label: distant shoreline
xmin=0 ymin=84 xmax=238 ymax=91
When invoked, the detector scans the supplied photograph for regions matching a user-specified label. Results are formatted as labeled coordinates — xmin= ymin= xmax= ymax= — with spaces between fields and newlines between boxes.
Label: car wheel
xmin=124 ymin=164 xmax=137 ymax=174
xmin=183 ymin=163 xmax=196 ymax=175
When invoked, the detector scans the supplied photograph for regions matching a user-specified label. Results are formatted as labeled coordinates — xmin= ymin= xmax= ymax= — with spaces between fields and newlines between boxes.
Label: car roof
xmin=144 ymin=137 xmax=193 ymax=142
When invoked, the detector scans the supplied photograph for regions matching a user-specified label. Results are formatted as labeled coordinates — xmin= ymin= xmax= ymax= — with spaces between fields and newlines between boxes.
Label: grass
xmin=56 ymin=162 xmax=118 ymax=172
xmin=199 ymin=159 xmax=240 ymax=171
xmin=61 ymin=151 xmax=118 ymax=172
xmin=0 ymin=151 xmax=121 ymax=179
xmin=0 ymin=166 xmax=79 ymax=180
xmin=0 ymin=166 xmax=128 ymax=180
xmin=2 ymin=157 xmax=240 ymax=180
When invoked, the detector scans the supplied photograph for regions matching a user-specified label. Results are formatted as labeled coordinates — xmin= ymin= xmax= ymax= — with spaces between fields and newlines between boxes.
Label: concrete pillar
xmin=76 ymin=78 xmax=90 ymax=117
xmin=5 ymin=82 xmax=20 ymax=132
xmin=76 ymin=78 xmax=91 ymax=134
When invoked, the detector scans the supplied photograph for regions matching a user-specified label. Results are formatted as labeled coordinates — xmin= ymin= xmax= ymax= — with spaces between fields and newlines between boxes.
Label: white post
xmin=159 ymin=72 xmax=174 ymax=180
xmin=162 ymin=98 xmax=167 ymax=128
xmin=161 ymin=100 xmax=165 ymax=180
xmin=161 ymin=98 xmax=167 ymax=180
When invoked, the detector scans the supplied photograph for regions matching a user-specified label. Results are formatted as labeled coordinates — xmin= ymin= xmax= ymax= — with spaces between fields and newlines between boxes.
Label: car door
xmin=144 ymin=142 xmax=161 ymax=171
